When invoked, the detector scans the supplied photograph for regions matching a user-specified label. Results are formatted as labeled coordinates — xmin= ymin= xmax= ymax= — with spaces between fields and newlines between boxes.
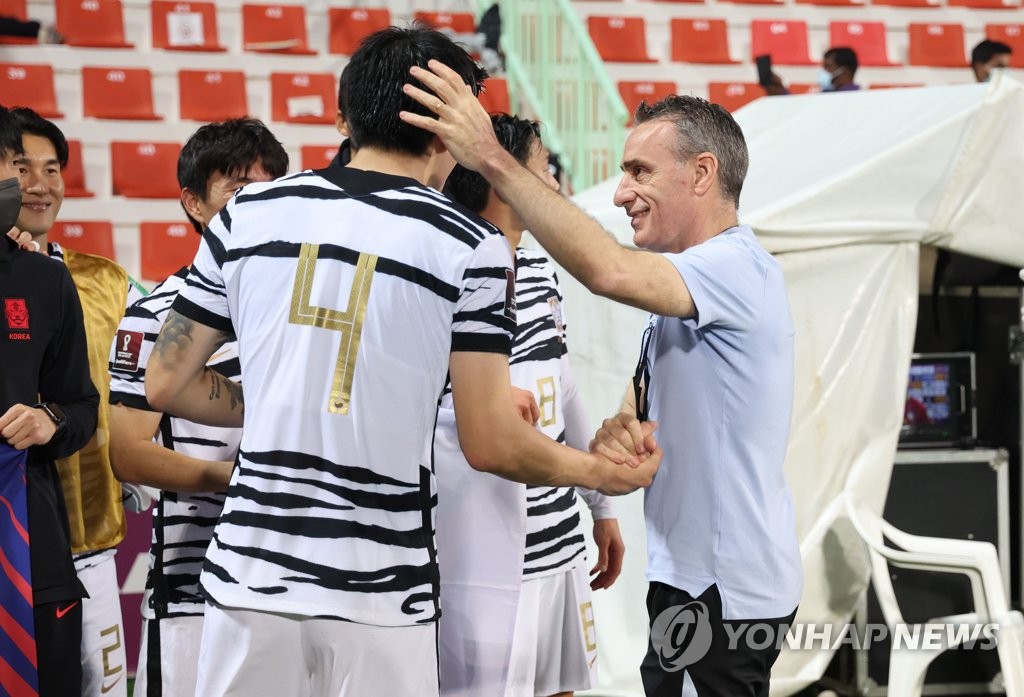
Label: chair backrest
xmin=0 ymin=63 xmax=62 ymax=118
xmin=720 ymin=0 xmax=783 ymax=6
xmin=50 ymin=221 xmax=116 ymax=260
xmin=110 ymin=142 xmax=181 ymax=199
xmin=479 ymin=78 xmax=511 ymax=114
xmin=618 ymin=81 xmax=677 ymax=125
xmin=242 ymin=3 xmax=316 ymax=54
xmin=56 ymin=0 xmax=133 ymax=48
xmin=179 ymin=70 xmax=249 ymax=121
xmin=300 ymin=145 xmax=339 ymax=171
xmin=63 ymin=140 xmax=94 ymax=198
xmin=844 ymin=493 xmax=908 ymax=627
xmin=829 ymin=21 xmax=899 ymax=66
xmin=908 ymin=23 xmax=967 ymax=67
xmin=269 ymin=72 xmax=337 ymax=124
xmin=0 ymin=0 xmax=27 ymax=19
xmin=707 ymin=82 xmax=764 ymax=112
xmin=950 ymin=0 xmax=1021 ymax=9
xmin=151 ymin=1 xmax=225 ymax=51
xmin=413 ymin=11 xmax=476 ymax=33
xmin=140 ymin=221 xmax=201 ymax=282
xmin=986 ymin=24 xmax=1024 ymax=67
xmin=797 ymin=0 xmax=865 ymax=6
xmin=82 ymin=67 xmax=160 ymax=120
xmin=587 ymin=16 xmax=656 ymax=63
xmin=328 ymin=7 xmax=391 ymax=56
xmin=670 ymin=18 xmax=737 ymax=64
xmin=750 ymin=20 xmax=815 ymax=65
xmin=873 ymin=0 xmax=938 ymax=7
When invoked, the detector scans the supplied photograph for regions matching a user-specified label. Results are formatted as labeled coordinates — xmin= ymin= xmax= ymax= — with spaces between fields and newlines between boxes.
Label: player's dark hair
xmin=444 ymin=114 xmax=540 ymax=213
xmin=11 ymin=107 xmax=67 ymax=167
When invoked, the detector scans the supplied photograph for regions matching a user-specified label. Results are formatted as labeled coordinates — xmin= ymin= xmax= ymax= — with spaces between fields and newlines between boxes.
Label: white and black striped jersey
xmin=108 ymin=268 xmax=240 ymax=619
xmin=172 ymin=164 xmax=515 ymax=627
xmin=438 ymin=248 xmax=614 ymax=580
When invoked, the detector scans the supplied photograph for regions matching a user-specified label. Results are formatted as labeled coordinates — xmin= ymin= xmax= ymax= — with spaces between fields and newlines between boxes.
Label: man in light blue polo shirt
xmin=399 ymin=65 xmax=801 ymax=696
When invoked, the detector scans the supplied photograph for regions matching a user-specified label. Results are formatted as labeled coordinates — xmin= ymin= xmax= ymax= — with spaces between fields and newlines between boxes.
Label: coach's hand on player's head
xmin=590 ymin=413 xmax=658 ymax=468
xmin=399 ymin=60 xmax=504 ymax=174
xmin=512 ymin=387 xmax=540 ymax=426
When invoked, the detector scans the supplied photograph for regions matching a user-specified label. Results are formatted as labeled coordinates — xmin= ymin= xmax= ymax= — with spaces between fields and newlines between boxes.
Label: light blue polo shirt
xmin=643 ymin=225 xmax=802 ymax=620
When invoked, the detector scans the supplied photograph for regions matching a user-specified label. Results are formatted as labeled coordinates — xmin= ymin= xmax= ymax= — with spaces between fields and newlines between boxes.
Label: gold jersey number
xmin=289 ymin=243 xmax=377 ymax=414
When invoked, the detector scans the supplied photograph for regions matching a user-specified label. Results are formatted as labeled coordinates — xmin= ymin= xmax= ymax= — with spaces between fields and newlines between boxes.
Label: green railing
xmin=470 ymin=0 xmax=628 ymax=191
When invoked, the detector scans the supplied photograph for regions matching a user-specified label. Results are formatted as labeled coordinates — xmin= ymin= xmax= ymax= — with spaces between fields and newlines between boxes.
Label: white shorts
xmin=196 ymin=603 xmax=440 ymax=697
xmin=74 ymin=550 xmax=128 ymax=697
xmin=507 ymin=564 xmax=598 ymax=697
xmin=135 ymin=615 xmax=204 ymax=697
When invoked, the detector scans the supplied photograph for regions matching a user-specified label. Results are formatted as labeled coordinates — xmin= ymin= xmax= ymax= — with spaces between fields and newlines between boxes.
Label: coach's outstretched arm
xmin=450 ymin=351 xmax=660 ymax=496
xmin=400 ymin=61 xmax=696 ymax=319
xmin=145 ymin=310 xmax=244 ymax=428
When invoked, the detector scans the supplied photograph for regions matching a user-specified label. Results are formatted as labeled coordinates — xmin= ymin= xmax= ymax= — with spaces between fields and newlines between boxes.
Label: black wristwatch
xmin=34 ymin=402 xmax=67 ymax=434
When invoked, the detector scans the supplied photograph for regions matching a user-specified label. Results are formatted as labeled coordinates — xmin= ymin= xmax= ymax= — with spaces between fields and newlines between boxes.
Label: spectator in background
xmin=971 ymin=39 xmax=1012 ymax=82
xmin=766 ymin=47 xmax=860 ymax=95
xmin=0 ymin=15 xmax=62 ymax=43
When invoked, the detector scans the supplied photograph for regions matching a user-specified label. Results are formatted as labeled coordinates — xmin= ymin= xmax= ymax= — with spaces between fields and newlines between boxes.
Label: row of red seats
xmin=48 ymin=219 xmax=199 ymax=281
xmin=0 ymin=64 xmax=511 ymax=123
xmin=583 ymin=0 xmax=1020 ymax=6
xmin=0 ymin=0 xmax=472 ymax=55
xmin=589 ymin=16 xmax=1023 ymax=67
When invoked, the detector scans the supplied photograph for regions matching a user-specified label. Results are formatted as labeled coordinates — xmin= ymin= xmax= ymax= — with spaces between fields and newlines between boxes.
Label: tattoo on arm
xmin=152 ymin=310 xmax=196 ymax=364
xmin=204 ymin=368 xmax=244 ymax=415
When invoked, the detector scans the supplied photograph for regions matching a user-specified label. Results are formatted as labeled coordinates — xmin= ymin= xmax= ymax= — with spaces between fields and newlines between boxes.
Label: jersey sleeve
xmin=451 ymin=234 xmax=516 ymax=354
xmin=664 ymin=236 xmax=767 ymax=331
xmin=171 ymin=204 xmax=233 ymax=333
xmin=108 ymin=298 xmax=166 ymax=412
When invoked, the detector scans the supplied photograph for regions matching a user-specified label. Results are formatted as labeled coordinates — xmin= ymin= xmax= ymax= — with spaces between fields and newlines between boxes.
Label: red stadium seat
xmin=82 ymin=67 xmax=161 ymax=120
xmin=618 ymin=81 xmax=676 ymax=124
xmin=140 ymin=222 xmax=201 ymax=282
xmin=151 ymin=1 xmax=226 ymax=52
xmin=0 ymin=64 xmax=63 ymax=118
xmin=830 ymin=22 xmax=900 ymax=67
xmin=870 ymin=83 xmax=926 ymax=89
xmin=908 ymin=23 xmax=967 ymax=67
xmin=708 ymin=82 xmax=764 ymax=112
xmin=670 ymin=18 xmax=737 ymax=64
xmin=242 ymin=3 xmax=316 ymax=55
xmin=986 ymin=25 xmax=1024 ymax=67
xmin=873 ymin=0 xmax=939 ymax=7
xmin=651 ymin=0 xmax=704 ymax=3
xmin=50 ymin=221 xmax=115 ymax=260
xmin=797 ymin=0 xmax=865 ymax=6
xmin=328 ymin=7 xmax=391 ymax=55
xmin=787 ymin=83 xmax=818 ymax=94
xmin=950 ymin=0 xmax=1020 ymax=8
xmin=111 ymin=142 xmax=181 ymax=199
xmin=63 ymin=140 xmax=94 ymax=198
xmin=0 ymin=0 xmax=33 ymax=44
xmin=588 ymin=16 xmax=657 ymax=63
xmin=414 ymin=11 xmax=475 ymax=33
xmin=300 ymin=145 xmax=339 ymax=171
xmin=720 ymin=0 xmax=783 ymax=7
xmin=179 ymin=70 xmax=249 ymax=121
xmin=479 ymin=78 xmax=511 ymax=114
xmin=56 ymin=0 xmax=133 ymax=48
xmin=750 ymin=20 xmax=815 ymax=65
xmin=270 ymin=72 xmax=337 ymax=125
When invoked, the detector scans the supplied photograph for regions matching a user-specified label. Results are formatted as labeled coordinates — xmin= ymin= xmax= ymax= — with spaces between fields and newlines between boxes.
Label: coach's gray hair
xmin=634 ymin=96 xmax=749 ymax=207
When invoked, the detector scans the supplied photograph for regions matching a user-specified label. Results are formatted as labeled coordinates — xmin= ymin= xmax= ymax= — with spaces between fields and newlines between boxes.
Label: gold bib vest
xmin=58 ymin=249 xmax=129 ymax=553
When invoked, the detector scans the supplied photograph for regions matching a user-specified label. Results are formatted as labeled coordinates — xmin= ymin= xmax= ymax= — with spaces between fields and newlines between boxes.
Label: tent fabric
xmin=554 ymin=76 xmax=1024 ymax=696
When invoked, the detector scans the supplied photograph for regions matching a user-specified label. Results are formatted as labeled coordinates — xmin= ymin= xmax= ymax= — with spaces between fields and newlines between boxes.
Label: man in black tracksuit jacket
xmin=1 ymin=104 xmax=97 ymax=696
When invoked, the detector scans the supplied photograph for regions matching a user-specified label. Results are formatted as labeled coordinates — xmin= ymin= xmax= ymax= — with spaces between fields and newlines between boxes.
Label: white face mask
xmin=816 ymin=68 xmax=838 ymax=91
xmin=984 ymin=66 xmax=1006 ymax=82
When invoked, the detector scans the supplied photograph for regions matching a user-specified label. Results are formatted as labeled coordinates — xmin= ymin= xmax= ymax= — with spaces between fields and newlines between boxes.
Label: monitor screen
xmin=899 ymin=353 xmax=976 ymax=447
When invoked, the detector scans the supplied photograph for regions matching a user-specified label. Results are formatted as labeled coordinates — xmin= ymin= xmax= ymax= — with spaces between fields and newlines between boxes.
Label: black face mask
xmin=0 ymin=177 xmax=21 ymax=233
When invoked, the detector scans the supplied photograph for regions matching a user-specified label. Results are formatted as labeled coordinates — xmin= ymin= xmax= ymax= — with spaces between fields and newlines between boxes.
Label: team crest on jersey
xmin=504 ymin=269 xmax=517 ymax=320
xmin=548 ymin=297 xmax=565 ymax=342
xmin=113 ymin=329 xmax=144 ymax=372
xmin=4 ymin=298 xmax=30 ymax=340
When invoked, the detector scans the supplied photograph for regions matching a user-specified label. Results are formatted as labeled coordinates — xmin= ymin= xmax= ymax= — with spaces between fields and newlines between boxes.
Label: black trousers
xmin=34 ymin=599 xmax=83 ymax=697
xmin=641 ymin=582 xmax=797 ymax=697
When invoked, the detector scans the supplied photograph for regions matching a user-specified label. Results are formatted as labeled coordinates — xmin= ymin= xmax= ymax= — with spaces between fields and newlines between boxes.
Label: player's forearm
xmin=147 ymin=366 xmax=244 ymax=428
xmin=468 ymin=420 xmax=605 ymax=490
xmin=110 ymin=437 xmax=233 ymax=493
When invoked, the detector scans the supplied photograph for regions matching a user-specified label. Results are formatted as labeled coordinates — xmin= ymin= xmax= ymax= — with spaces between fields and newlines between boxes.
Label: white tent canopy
xmin=558 ymin=76 xmax=1024 ymax=696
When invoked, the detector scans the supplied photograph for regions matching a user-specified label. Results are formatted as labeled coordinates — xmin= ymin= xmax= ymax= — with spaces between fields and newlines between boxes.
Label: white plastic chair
xmin=845 ymin=492 xmax=1024 ymax=697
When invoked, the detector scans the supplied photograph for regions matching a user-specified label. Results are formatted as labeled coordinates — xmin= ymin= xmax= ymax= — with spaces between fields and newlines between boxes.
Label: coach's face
xmin=613 ymin=119 xmax=693 ymax=254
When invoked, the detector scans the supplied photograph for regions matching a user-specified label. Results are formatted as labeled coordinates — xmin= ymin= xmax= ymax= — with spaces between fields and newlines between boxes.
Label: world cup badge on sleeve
xmin=548 ymin=297 xmax=565 ymax=342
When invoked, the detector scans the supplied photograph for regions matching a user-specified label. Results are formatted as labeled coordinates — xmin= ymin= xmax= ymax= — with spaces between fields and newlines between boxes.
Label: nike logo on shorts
xmin=55 ymin=601 xmax=79 ymax=618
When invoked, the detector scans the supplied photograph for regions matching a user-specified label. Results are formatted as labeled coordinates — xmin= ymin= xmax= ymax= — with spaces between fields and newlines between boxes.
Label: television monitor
xmin=899 ymin=352 xmax=977 ymax=448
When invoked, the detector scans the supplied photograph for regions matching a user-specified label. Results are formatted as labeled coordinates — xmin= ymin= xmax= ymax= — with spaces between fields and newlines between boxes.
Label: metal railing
xmin=469 ymin=0 xmax=628 ymax=191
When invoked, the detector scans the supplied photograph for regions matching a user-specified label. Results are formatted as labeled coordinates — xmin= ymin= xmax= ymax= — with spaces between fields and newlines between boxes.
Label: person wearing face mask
xmin=0 ymin=102 xmax=97 ymax=697
xmin=765 ymin=47 xmax=860 ymax=96
xmin=11 ymin=107 xmax=147 ymax=697
xmin=971 ymin=40 xmax=1012 ymax=83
